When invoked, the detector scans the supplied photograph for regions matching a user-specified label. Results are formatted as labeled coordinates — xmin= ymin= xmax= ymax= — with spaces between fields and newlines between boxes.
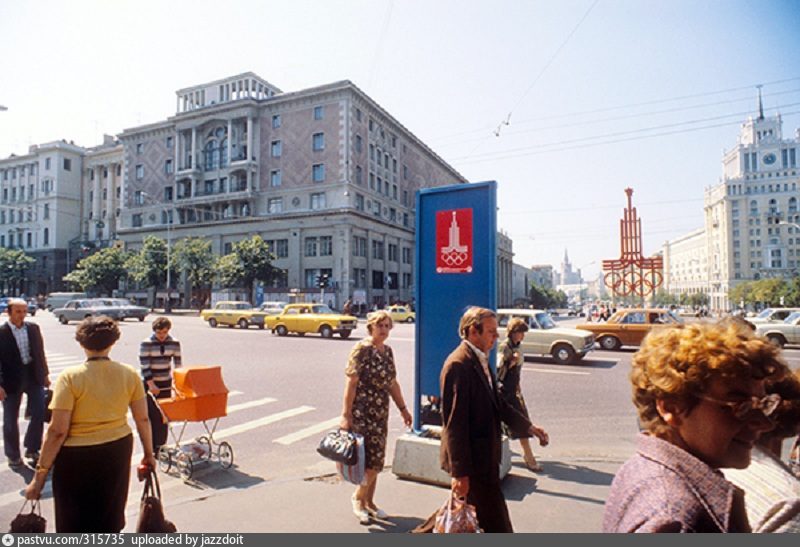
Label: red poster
xmin=436 ymin=208 xmax=473 ymax=274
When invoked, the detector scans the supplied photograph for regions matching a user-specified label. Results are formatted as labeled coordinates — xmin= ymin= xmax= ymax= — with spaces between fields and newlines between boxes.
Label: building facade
xmin=661 ymin=227 xmax=708 ymax=301
xmin=704 ymin=94 xmax=800 ymax=311
xmin=117 ymin=73 xmax=467 ymax=308
xmin=530 ymin=264 xmax=554 ymax=289
xmin=0 ymin=140 xmax=84 ymax=295
xmin=497 ymin=230 xmax=514 ymax=307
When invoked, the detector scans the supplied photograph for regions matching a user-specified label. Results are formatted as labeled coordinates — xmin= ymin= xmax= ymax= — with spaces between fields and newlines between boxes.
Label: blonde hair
xmin=458 ymin=306 xmax=496 ymax=339
xmin=631 ymin=319 xmax=784 ymax=438
xmin=366 ymin=310 xmax=393 ymax=334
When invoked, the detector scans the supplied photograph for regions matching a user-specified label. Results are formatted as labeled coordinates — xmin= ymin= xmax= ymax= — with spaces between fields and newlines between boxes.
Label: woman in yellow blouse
xmin=25 ymin=316 xmax=156 ymax=532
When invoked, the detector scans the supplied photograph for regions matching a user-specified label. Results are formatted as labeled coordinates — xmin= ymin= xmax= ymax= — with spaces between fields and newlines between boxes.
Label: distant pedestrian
xmin=139 ymin=317 xmax=182 ymax=453
xmin=342 ymin=299 xmax=352 ymax=316
xmin=497 ymin=318 xmax=549 ymax=472
xmin=0 ymin=298 xmax=50 ymax=468
xmin=603 ymin=320 xmax=782 ymax=532
xmin=340 ymin=310 xmax=412 ymax=524
xmin=25 ymin=316 xmax=156 ymax=532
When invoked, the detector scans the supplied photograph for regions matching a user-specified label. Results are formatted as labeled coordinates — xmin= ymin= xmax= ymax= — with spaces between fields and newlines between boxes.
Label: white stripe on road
xmin=226 ymin=397 xmax=277 ymax=413
xmin=273 ymin=417 xmax=340 ymax=446
xmin=522 ymin=366 xmax=590 ymax=376
xmin=212 ymin=406 xmax=315 ymax=439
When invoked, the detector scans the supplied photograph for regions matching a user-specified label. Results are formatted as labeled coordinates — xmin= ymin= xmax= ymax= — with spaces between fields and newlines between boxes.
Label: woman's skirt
xmin=53 ymin=434 xmax=134 ymax=532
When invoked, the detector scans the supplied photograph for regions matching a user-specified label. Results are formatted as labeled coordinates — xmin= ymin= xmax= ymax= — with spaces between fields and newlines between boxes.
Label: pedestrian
xmin=342 ymin=299 xmax=352 ymax=316
xmin=440 ymin=306 xmax=544 ymax=532
xmin=0 ymin=298 xmax=50 ymax=468
xmin=24 ymin=316 xmax=156 ymax=532
xmin=497 ymin=318 xmax=549 ymax=472
xmin=603 ymin=320 xmax=782 ymax=532
xmin=340 ymin=310 xmax=413 ymax=524
xmin=139 ymin=317 xmax=182 ymax=454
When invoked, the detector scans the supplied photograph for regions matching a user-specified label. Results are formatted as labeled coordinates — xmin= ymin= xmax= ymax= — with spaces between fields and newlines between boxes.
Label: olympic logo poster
xmin=436 ymin=208 xmax=473 ymax=273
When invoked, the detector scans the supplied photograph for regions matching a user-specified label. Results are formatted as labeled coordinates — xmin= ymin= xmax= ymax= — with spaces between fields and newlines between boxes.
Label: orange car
xmin=575 ymin=308 xmax=683 ymax=350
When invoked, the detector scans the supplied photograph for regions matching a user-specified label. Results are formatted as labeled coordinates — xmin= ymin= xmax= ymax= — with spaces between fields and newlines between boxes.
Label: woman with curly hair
xmin=603 ymin=320 xmax=785 ymax=533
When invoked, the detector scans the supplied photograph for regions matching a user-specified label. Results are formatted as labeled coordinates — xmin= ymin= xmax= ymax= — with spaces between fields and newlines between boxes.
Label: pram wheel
xmin=176 ymin=452 xmax=194 ymax=479
xmin=157 ymin=446 xmax=172 ymax=473
xmin=196 ymin=436 xmax=213 ymax=461
xmin=218 ymin=441 xmax=234 ymax=469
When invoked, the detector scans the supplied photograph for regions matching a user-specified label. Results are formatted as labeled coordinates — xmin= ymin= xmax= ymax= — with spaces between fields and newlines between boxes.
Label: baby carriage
xmin=152 ymin=365 xmax=233 ymax=480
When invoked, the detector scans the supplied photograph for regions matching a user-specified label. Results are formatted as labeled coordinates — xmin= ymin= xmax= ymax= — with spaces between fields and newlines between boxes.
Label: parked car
xmin=45 ymin=292 xmax=88 ymax=311
xmin=258 ymin=301 xmax=289 ymax=316
xmin=576 ymin=308 xmax=683 ymax=350
xmin=746 ymin=307 xmax=800 ymax=328
xmin=264 ymin=303 xmax=358 ymax=339
xmin=99 ymin=298 xmax=150 ymax=321
xmin=755 ymin=311 xmax=800 ymax=348
xmin=368 ymin=304 xmax=415 ymax=323
xmin=200 ymin=301 xmax=267 ymax=329
xmin=53 ymin=299 xmax=125 ymax=324
xmin=0 ymin=297 xmax=37 ymax=315
xmin=496 ymin=308 xmax=595 ymax=365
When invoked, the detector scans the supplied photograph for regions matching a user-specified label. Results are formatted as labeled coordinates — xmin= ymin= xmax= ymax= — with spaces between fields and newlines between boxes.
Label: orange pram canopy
xmin=158 ymin=366 xmax=229 ymax=422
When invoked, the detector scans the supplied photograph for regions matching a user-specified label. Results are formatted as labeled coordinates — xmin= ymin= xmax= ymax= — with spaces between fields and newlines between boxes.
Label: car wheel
xmin=238 ymin=318 xmax=249 ymax=329
xmin=767 ymin=334 xmax=786 ymax=348
xmin=339 ymin=329 xmax=352 ymax=339
xmin=551 ymin=344 xmax=576 ymax=365
xmin=406 ymin=317 xmax=415 ymax=323
xmin=258 ymin=323 xmax=265 ymax=330
xmin=138 ymin=316 xmax=145 ymax=322
xmin=599 ymin=336 xmax=621 ymax=351
xmin=320 ymin=325 xmax=333 ymax=338
xmin=59 ymin=315 xmax=68 ymax=325
xmin=208 ymin=318 xmax=218 ymax=328
xmin=276 ymin=325 xmax=288 ymax=337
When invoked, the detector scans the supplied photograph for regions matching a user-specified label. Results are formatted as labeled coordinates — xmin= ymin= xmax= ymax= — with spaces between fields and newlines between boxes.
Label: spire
xmin=756 ymin=84 xmax=764 ymax=121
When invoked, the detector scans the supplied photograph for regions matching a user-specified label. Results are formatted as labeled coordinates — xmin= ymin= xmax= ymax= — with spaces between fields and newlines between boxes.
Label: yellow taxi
xmin=368 ymin=304 xmax=416 ymax=323
xmin=264 ymin=303 xmax=358 ymax=339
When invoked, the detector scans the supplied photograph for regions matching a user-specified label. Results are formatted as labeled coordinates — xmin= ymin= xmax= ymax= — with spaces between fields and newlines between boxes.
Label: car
xmin=99 ymin=298 xmax=150 ymax=321
xmin=52 ymin=299 xmax=125 ymax=324
xmin=756 ymin=311 xmax=800 ymax=348
xmin=200 ymin=301 xmax=268 ymax=329
xmin=746 ymin=308 xmax=800 ymax=328
xmin=45 ymin=292 xmax=88 ymax=312
xmin=368 ymin=304 xmax=416 ymax=323
xmin=264 ymin=303 xmax=358 ymax=339
xmin=0 ymin=297 xmax=37 ymax=316
xmin=575 ymin=308 xmax=683 ymax=350
xmin=258 ymin=301 xmax=289 ymax=316
xmin=496 ymin=308 xmax=595 ymax=365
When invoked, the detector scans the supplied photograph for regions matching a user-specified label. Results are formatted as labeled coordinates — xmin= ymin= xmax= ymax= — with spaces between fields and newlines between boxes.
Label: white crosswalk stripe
xmin=273 ymin=417 xmax=340 ymax=446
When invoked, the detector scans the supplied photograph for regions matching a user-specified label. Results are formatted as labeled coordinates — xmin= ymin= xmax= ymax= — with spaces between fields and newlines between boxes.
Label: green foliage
xmin=214 ymin=235 xmax=279 ymax=302
xmin=126 ymin=236 xmax=170 ymax=289
xmin=0 ymin=248 xmax=35 ymax=293
xmin=730 ymin=278 xmax=795 ymax=308
xmin=653 ymin=289 xmax=678 ymax=306
xmin=64 ymin=247 xmax=129 ymax=295
xmin=528 ymin=282 xmax=568 ymax=309
xmin=172 ymin=237 xmax=215 ymax=290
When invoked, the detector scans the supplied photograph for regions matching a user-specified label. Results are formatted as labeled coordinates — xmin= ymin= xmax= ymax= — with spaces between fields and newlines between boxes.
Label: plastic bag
xmin=336 ymin=432 xmax=365 ymax=485
xmin=433 ymin=495 xmax=481 ymax=533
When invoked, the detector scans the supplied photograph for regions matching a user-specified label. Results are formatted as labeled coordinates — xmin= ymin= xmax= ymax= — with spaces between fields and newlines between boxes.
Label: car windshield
xmin=784 ymin=312 xmax=800 ymax=323
xmin=312 ymin=305 xmax=334 ymax=314
xmin=756 ymin=309 xmax=774 ymax=319
xmin=667 ymin=311 xmax=683 ymax=323
xmin=534 ymin=312 xmax=556 ymax=329
xmin=233 ymin=303 xmax=251 ymax=310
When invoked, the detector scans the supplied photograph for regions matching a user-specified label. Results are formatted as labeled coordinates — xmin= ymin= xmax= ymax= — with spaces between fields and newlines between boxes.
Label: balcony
xmin=174 ymin=187 xmax=254 ymax=207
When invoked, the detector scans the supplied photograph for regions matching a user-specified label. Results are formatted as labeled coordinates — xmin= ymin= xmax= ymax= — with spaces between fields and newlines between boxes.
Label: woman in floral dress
xmin=340 ymin=310 xmax=413 ymax=524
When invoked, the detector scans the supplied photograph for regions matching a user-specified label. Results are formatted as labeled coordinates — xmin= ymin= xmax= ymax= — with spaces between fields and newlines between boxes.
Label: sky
xmin=1 ymin=0 xmax=800 ymax=280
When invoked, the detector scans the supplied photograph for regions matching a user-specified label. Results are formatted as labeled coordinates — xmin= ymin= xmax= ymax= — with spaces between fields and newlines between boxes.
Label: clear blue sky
xmin=1 ymin=0 xmax=799 ymax=279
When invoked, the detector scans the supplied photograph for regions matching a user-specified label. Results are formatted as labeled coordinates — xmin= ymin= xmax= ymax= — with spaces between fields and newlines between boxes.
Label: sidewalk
xmin=124 ymin=456 xmax=622 ymax=533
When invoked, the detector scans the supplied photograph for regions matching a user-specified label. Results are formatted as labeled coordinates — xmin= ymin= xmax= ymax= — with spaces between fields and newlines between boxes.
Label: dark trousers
xmin=145 ymin=388 xmax=169 ymax=450
xmin=2 ymin=368 xmax=45 ymax=460
xmin=466 ymin=475 xmax=513 ymax=533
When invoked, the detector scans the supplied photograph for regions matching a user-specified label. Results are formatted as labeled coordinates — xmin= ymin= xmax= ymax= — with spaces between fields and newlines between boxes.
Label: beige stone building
xmin=661 ymin=227 xmax=708 ymax=301
xmin=80 ymin=135 xmax=124 ymax=251
xmin=117 ymin=73 xmax=467 ymax=308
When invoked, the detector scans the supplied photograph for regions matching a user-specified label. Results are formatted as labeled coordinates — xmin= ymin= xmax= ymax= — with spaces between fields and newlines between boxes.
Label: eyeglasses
xmin=698 ymin=393 xmax=782 ymax=421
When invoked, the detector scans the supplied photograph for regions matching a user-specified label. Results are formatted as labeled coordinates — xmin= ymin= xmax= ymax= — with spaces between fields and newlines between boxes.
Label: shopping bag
xmin=336 ymin=432 xmax=365 ymax=485
xmin=136 ymin=467 xmax=177 ymax=533
xmin=433 ymin=494 xmax=481 ymax=533
xmin=9 ymin=500 xmax=46 ymax=533
xmin=317 ymin=429 xmax=358 ymax=465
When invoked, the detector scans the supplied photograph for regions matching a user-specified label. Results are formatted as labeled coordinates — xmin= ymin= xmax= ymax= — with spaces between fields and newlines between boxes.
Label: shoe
xmin=366 ymin=506 xmax=388 ymax=519
xmin=352 ymin=495 xmax=371 ymax=525
xmin=524 ymin=457 xmax=543 ymax=473
xmin=7 ymin=458 xmax=24 ymax=468
xmin=24 ymin=451 xmax=40 ymax=467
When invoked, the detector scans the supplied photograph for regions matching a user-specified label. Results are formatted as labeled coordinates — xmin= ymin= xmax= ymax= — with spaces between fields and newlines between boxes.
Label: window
xmin=402 ymin=247 xmax=411 ymax=264
xmin=136 ymin=165 xmax=144 ymax=180
xmin=166 ymin=136 xmax=173 ymax=148
xmin=372 ymin=240 xmax=384 ymax=259
xmin=355 ymin=135 xmax=362 ymax=153
xmin=43 ymin=204 xmax=49 ymax=219
xmin=274 ymin=239 xmax=288 ymax=258
xmin=372 ymin=270 xmax=384 ymax=289
xmin=271 ymin=140 xmax=282 ymax=158
xmin=136 ymin=143 xmax=143 ymax=154
xmin=353 ymin=268 xmax=366 ymax=288
xmin=270 ymin=169 xmax=281 ymax=187
xmin=304 ymin=237 xmax=318 ymax=257
xmin=356 ymin=165 xmax=363 ymax=185
xmin=310 ymin=192 xmax=326 ymax=210
xmin=320 ymin=236 xmax=332 ymax=256
xmin=314 ymin=106 xmax=324 ymax=120
xmin=388 ymin=243 xmax=398 ymax=262
xmin=132 ymin=214 xmax=142 ymax=227
xmin=387 ymin=272 xmax=398 ymax=290
xmin=165 ymin=187 xmax=173 ymax=201
xmin=312 ymin=133 xmax=325 ymax=151
xmin=268 ymin=197 xmax=283 ymax=213
xmin=62 ymin=158 xmax=71 ymax=171
xmin=43 ymin=228 xmax=49 ymax=246
xmin=165 ymin=159 xmax=173 ymax=174
xmin=272 ymin=114 xmax=281 ymax=129
xmin=355 ymin=193 xmax=365 ymax=211
xmin=352 ymin=236 xmax=367 ymax=257
xmin=134 ymin=190 xmax=144 ymax=205
xmin=45 ymin=158 xmax=51 ymax=170
xmin=26 ymin=232 xmax=32 ymax=248
xmin=312 ymin=164 xmax=325 ymax=182
xmin=402 ymin=273 xmax=412 ymax=289
xmin=355 ymin=108 xmax=362 ymax=122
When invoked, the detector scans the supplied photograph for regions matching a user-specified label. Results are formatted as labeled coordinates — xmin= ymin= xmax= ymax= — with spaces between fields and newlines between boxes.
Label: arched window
xmin=220 ymin=138 xmax=228 ymax=168
xmin=768 ymin=199 xmax=778 ymax=214
xmin=204 ymin=140 xmax=216 ymax=171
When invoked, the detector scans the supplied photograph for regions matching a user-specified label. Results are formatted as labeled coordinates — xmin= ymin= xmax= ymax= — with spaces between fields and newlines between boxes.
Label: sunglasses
xmin=698 ymin=393 xmax=782 ymax=421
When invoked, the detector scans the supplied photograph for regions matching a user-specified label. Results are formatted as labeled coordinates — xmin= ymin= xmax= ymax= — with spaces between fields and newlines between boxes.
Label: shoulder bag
xmin=136 ymin=467 xmax=177 ymax=533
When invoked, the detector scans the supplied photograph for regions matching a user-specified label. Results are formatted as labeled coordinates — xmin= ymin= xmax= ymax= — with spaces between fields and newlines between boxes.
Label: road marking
xmin=273 ymin=417 xmax=341 ymax=445
xmin=226 ymin=397 xmax=277 ymax=413
xmin=45 ymin=357 xmax=81 ymax=364
xmin=211 ymin=406 xmax=315 ymax=439
xmin=523 ymin=366 xmax=590 ymax=376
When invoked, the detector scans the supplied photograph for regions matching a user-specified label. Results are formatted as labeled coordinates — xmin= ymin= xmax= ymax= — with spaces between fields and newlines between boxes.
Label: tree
xmin=0 ymin=248 xmax=35 ymax=295
xmin=126 ymin=235 xmax=170 ymax=289
xmin=750 ymin=278 xmax=788 ymax=307
xmin=728 ymin=281 xmax=754 ymax=308
xmin=784 ymin=275 xmax=800 ymax=306
xmin=64 ymin=247 xmax=129 ymax=295
xmin=214 ymin=253 xmax=245 ymax=289
xmin=215 ymin=235 xmax=279 ymax=302
xmin=173 ymin=237 xmax=215 ymax=307
xmin=653 ymin=289 xmax=678 ymax=307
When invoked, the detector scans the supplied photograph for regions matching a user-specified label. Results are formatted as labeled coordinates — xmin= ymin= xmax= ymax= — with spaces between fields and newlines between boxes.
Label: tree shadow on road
xmin=531 ymin=460 xmax=615 ymax=486
xmin=367 ymin=515 xmax=426 ymax=533
xmin=171 ymin=464 xmax=265 ymax=491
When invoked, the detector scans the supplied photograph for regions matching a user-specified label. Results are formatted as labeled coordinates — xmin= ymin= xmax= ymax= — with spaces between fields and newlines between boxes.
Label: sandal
xmin=524 ymin=457 xmax=544 ymax=472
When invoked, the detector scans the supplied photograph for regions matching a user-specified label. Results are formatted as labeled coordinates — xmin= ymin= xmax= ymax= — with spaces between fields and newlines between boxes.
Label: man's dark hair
xmin=152 ymin=316 xmax=172 ymax=331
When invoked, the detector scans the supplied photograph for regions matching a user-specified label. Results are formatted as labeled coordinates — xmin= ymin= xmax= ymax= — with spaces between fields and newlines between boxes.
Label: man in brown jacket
xmin=440 ymin=306 xmax=548 ymax=532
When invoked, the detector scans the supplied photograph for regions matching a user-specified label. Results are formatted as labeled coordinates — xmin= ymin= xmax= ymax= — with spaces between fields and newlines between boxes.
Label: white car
xmin=747 ymin=308 xmax=800 ymax=328
xmin=756 ymin=311 xmax=800 ymax=348
xmin=496 ymin=308 xmax=595 ymax=365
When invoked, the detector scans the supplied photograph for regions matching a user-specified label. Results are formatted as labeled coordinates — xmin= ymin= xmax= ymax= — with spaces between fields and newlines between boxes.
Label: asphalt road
xmin=0 ymin=312 xmax=797 ymax=530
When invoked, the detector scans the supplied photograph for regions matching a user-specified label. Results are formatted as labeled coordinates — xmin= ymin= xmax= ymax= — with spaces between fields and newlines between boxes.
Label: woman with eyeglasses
xmin=603 ymin=320 xmax=785 ymax=533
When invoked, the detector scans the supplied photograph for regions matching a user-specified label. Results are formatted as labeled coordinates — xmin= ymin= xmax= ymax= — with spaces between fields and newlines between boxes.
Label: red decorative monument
xmin=602 ymin=188 xmax=663 ymax=298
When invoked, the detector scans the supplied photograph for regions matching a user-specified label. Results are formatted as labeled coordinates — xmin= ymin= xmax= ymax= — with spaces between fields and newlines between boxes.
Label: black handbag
xmin=24 ymin=388 xmax=53 ymax=423
xmin=136 ymin=468 xmax=177 ymax=533
xmin=10 ymin=500 xmax=46 ymax=533
xmin=317 ymin=429 xmax=358 ymax=465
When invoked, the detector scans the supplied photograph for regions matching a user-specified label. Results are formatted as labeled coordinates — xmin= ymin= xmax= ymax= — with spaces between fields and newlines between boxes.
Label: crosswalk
xmin=0 ymin=351 xmax=345 ymax=511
